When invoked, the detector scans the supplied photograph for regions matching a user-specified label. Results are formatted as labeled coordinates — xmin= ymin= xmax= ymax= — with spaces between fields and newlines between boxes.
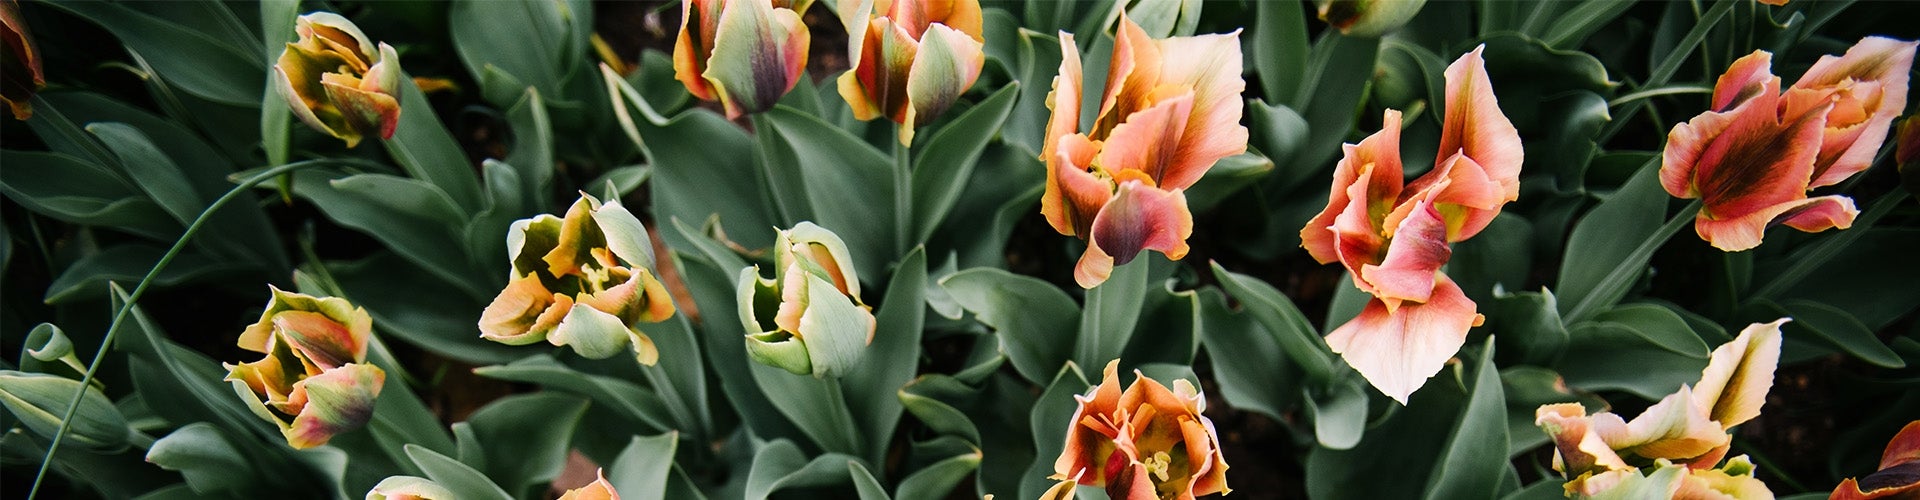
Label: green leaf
xmin=764 ymin=107 xmax=895 ymax=278
xmin=1210 ymin=262 xmax=1337 ymax=385
xmin=47 ymin=2 xmax=262 ymax=106
xmin=145 ymin=423 xmax=254 ymax=495
xmin=290 ymin=171 xmax=487 ymax=300
xmin=87 ymin=123 xmax=278 ymax=266
xmin=450 ymin=0 xmax=582 ymax=106
xmin=1448 ymin=213 xmax=1535 ymax=304
xmin=458 ymin=393 xmax=589 ymax=497
xmin=1501 ymin=366 xmax=1602 ymax=458
xmin=1078 ymin=256 xmax=1149 ymax=369
xmin=668 ymin=242 xmax=811 ymax=446
xmin=751 ymin=362 xmax=863 ymax=455
xmin=44 ymin=244 xmax=250 ymax=305
xmin=0 ymin=150 xmax=178 ymax=240
xmin=899 ymin=375 xmax=984 ymax=444
xmin=1306 ymin=366 xmax=1468 ymax=500
xmin=384 ymin=77 xmax=487 ymax=212
xmin=647 ymin=112 xmax=778 ymax=253
xmin=1197 ymin=288 xmax=1299 ymax=420
xmin=607 ymin=432 xmax=679 ymax=500
xmin=642 ymin=312 xmax=713 ymax=437
xmin=1557 ymin=159 xmax=1677 ymax=322
xmin=1291 ymin=32 xmax=1380 ymax=168
xmin=998 ymin=27 xmax=1062 ymax=157
xmin=1558 ymin=304 xmax=1711 ymax=400
xmin=842 ymin=248 xmax=928 ymax=463
xmin=405 ymin=444 xmax=514 ymax=500
xmin=1255 ymin=0 xmax=1310 ymax=101
xmin=1304 ymin=377 xmax=1368 ymax=450
xmin=940 ymin=268 xmax=1080 ymax=384
xmin=1484 ymin=289 xmax=1570 ymax=367
xmin=505 ymin=88 xmax=556 ymax=206
xmin=0 ymin=371 xmax=131 ymax=452
xmin=1777 ymin=300 xmax=1904 ymax=368
xmin=1018 ymin=364 xmax=1089 ymax=500
xmin=326 ymin=252 xmax=520 ymax=364
xmin=849 ymin=461 xmax=891 ymax=500
xmin=744 ymin=440 xmax=863 ymax=500
xmin=912 ymin=84 xmax=1020 ymax=243
xmin=1421 ymin=342 xmax=1509 ymax=500
xmin=473 ymin=355 xmax=678 ymax=432
xmin=1187 ymin=152 xmax=1277 ymax=213
xmin=895 ymin=452 xmax=983 ymax=499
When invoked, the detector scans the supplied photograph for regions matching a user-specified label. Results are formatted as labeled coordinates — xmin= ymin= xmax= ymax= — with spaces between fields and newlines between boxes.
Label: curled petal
xmin=1092 ymin=16 xmax=1159 ymax=137
xmin=1098 ymin=91 xmax=1196 ymax=188
xmin=794 ymin=272 xmax=876 ymax=377
xmin=1043 ymin=134 xmax=1112 ymax=238
xmin=273 ymin=310 xmax=363 ymax=370
xmin=1695 ymin=194 xmax=1857 ymax=252
xmin=479 ymin=274 xmax=562 ymax=344
xmin=1593 ymin=387 xmax=1730 ymax=461
xmin=702 ymin=0 xmax=809 ymax=118
xmin=1436 ymin=45 xmax=1522 ymax=210
xmin=1691 ymin=319 xmax=1784 ymax=429
xmin=1794 ymin=37 xmax=1917 ymax=187
xmin=548 ymin=302 xmax=634 ymax=360
xmin=1081 ymin=181 xmax=1192 ymax=288
xmin=367 ymin=476 xmax=456 ymax=500
xmin=838 ymin=17 xmax=918 ymax=123
xmin=1324 ymin=274 xmax=1482 ymax=404
xmin=1535 ymin=403 xmax=1631 ymax=475
xmin=1149 ymin=30 xmax=1248 ymax=191
xmin=1711 ymin=51 xmax=1777 ymax=113
xmin=1666 ymin=82 xmax=1832 ymax=250
xmin=284 ymin=363 xmax=385 ymax=449
xmin=1302 ymin=110 xmax=1405 ymax=265
xmin=1359 ymin=198 xmax=1451 ymax=310
xmin=1330 ymin=164 xmax=1397 ymax=290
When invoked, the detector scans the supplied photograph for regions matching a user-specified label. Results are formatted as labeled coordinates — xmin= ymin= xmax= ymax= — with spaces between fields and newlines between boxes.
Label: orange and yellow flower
xmin=836 ymin=0 xmax=984 ymax=145
xmin=1052 ymin=361 xmax=1229 ymax=500
xmin=1298 ymin=46 xmax=1523 ymax=404
xmin=1831 ymin=420 xmax=1920 ymax=500
xmin=674 ymin=0 xmax=811 ymax=118
xmin=1042 ymin=15 xmax=1247 ymax=288
xmin=224 ymin=287 xmax=386 ymax=449
xmin=1 ymin=0 xmax=43 ymax=120
xmin=274 ymin=12 xmax=403 ymax=147
xmin=1662 ymin=36 xmax=1916 ymax=251
xmin=480 ymin=193 xmax=676 ymax=364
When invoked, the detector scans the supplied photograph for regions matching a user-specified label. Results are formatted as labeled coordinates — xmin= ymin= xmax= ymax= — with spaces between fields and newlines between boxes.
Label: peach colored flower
xmin=1053 ymin=361 xmax=1228 ymax=500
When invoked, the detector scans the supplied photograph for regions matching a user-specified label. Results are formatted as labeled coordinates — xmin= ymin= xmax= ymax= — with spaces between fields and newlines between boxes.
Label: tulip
xmin=674 ymin=0 xmax=810 ymax=118
xmin=1041 ymin=15 xmax=1247 ymax=288
xmin=1053 ymin=360 xmax=1229 ymax=500
xmin=1297 ymin=46 xmax=1522 ymax=404
xmin=1315 ymin=0 xmax=1427 ymax=38
xmin=835 ymin=0 xmax=985 ymax=144
xmin=224 ymin=287 xmax=386 ymax=449
xmin=1831 ymin=420 xmax=1920 ymax=500
xmin=366 ymin=476 xmax=455 ymax=500
xmin=738 ymin=222 xmax=876 ymax=377
xmin=2 ymin=0 xmax=43 ymax=120
xmin=274 ymin=12 xmax=403 ymax=148
xmin=479 ymin=193 xmax=676 ymax=365
xmin=1536 ymin=320 xmax=1785 ymax=497
xmin=1662 ymin=37 xmax=1915 ymax=251
xmin=558 ymin=470 xmax=620 ymax=500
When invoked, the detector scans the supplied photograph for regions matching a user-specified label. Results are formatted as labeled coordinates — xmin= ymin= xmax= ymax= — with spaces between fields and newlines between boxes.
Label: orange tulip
xmin=1052 ymin=361 xmax=1229 ymax=500
xmin=836 ymin=0 xmax=985 ymax=144
xmin=1662 ymin=37 xmax=1915 ymax=251
xmin=1 ymin=0 xmax=43 ymax=120
xmin=273 ymin=13 xmax=403 ymax=147
xmin=674 ymin=0 xmax=810 ymax=118
xmin=1297 ymin=46 xmax=1522 ymax=403
xmin=1041 ymin=15 xmax=1246 ymax=288
xmin=1831 ymin=420 xmax=1920 ymax=500
xmin=480 ymin=193 xmax=676 ymax=365
xmin=224 ymin=287 xmax=386 ymax=449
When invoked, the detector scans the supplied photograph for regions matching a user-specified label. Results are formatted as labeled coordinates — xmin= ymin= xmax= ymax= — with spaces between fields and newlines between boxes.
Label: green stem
xmin=1606 ymin=85 xmax=1713 ymax=108
xmin=893 ymin=126 xmax=913 ymax=257
xmin=1564 ymin=200 xmax=1704 ymax=323
xmin=26 ymin=160 xmax=326 ymax=500
xmin=1751 ymin=190 xmax=1910 ymax=299
xmin=1601 ymin=0 xmax=1736 ymax=142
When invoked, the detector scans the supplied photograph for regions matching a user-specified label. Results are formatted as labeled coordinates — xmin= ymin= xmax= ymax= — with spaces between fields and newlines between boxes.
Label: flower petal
xmin=480 ymin=274 xmax=561 ymax=345
xmin=1148 ymin=29 xmax=1247 ymax=191
xmin=1084 ymin=180 xmax=1192 ymax=287
xmin=1690 ymin=319 xmax=1784 ymax=429
xmin=1092 ymin=16 xmax=1159 ymax=138
xmin=273 ymin=310 xmax=362 ymax=370
xmin=1694 ymin=194 xmax=1857 ymax=252
xmin=1057 ymin=360 xmax=1126 ymax=485
xmin=1302 ymin=110 xmax=1405 ymax=265
xmin=1593 ymin=386 xmax=1729 ymax=461
xmin=285 ymin=363 xmax=385 ymax=449
xmin=1436 ymin=45 xmax=1522 ymax=207
xmin=1881 ymin=420 xmax=1920 ymax=470
xmin=795 ymin=272 xmax=877 ymax=377
xmin=1535 ymin=403 xmax=1631 ymax=475
xmin=903 ymin=22 xmax=985 ymax=141
xmin=1043 ymin=31 xmax=1085 ymax=162
xmin=557 ymin=470 xmax=621 ymax=500
xmin=839 ymin=17 xmax=917 ymax=123
xmin=1711 ymin=51 xmax=1777 ymax=112
xmin=702 ymin=0 xmax=809 ymax=118
xmin=1044 ymin=134 xmax=1111 ymax=238
xmin=1359 ymin=198 xmax=1451 ymax=308
xmin=674 ymin=0 xmax=724 ymax=101
xmin=547 ymin=303 xmax=633 ymax=360
xmin=1097 ymin=91 xmax=1195 ymax=187
xmin=1793 ymin=37 xmax=1917 ymax=188
xmin=1324 ymin=274 xmax=1481 ymax=404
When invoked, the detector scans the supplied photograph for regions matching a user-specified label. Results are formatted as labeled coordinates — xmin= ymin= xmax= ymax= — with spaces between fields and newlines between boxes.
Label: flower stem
xmin=1563 ymin=199 xmax=1703 ymax=323
xmin=894 ymin=124 xmax=913 ymax=257
xmin=26 ymin=160 xmax=328 ymax=500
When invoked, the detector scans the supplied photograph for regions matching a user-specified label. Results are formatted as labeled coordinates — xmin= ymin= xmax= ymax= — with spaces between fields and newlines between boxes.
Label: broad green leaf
xmin=1078 ymin=256 xmax=1149 ymax=369
xmin=505 ymin=88 xmax=556 ymax=206
xmin=1186 ymin=152 xmax=1276 ymax=214
xmin=473 ymin=355 xmax=678 ymax=432
xmin=1558 ymin=304 xmax=1711 ymax=400
xmin=608 ymin=432 xmax=679 ymax=500
xmin=668 ymin=242 xmax=810 ymax=446
xmin=647 ymin=112 xmax=778 ymax=253
xmin=1484 ymin=289 xmax=1569 ymax=367
xmin=145 ymin=423 xmax=254 ymax=495
xmin=849 ymin=462 xmax=891 ymax=500
xmin=896 ymin=452 xmax=983 ymax=499
xmin=1777 ymin=228 xmax=1920 ymax=330
xmin=1449 ymin=213 xmax=1535 ymax=304
xmin=87 ymin=123 xmax=273 ymax=266
xmin=0 ymin=370 xmax=131 ymax=452
xmin=1254 ymin=0 xmax=1309 ymax=101
xmin=458 ymin=393 xmax=589 ymax=497
xmin=44 ymin=244 xmax=249 ymax=305
xmin=1197 ymin=288 xmax=1300 ymax=420
xmin=1210 ymin=262 xmax=1337 ymax=384
xmin=924 ymin=142 xmax=1046 ymax=269
xmin=1015 ymin=363 xmax=1088 ymax=499
xmin=842 ymin=248 xmax=928 ymax=463
xmin=384 ymin=77 xmax=487 ymax=212
xmin=765 ymin=107 xmax=894 ymax=279
xmin=751 ymin=361 xmax=863 ymax=455
xmin=1421 ymin=342 xmax=1510 ymax=500
xmin=326 ymin=252 xmax=520 ymax=364
xmin=450 ymin=0 xmax=584 ymax=106
xmin=1557 ymin=159 xmax=1671 ymax=322
xmin=912 ymin=84 xmax=1020 ymax=243
xmin=899 ymin=375 xmax=984 ymax=444
xmin=48 ymin=2 xmax=262 ymax=106
xmin=290 ymin=171 xmax=487 ymax=300
xmin=1304 ymin=377 xmax=1368 ymax=450
xmin=1777 ymin=300 xmax=1904 ymax=368
xmin=405 ymin=444 xmax=513 ymax=500
xmin=1290 ymin=32 xmax=1380 ymax=168
xmin=744 ymin=439 xmax=863 ymax=500
xmin=940 ymin=268 xmax=1079 ymax=384
xmin=0 ymin=150 xmax=178 ymax=240
xmin=1306 ymin=365 xmax=1468 ymax=500
xmin=642 ymin=312 xmax=713 ymax=437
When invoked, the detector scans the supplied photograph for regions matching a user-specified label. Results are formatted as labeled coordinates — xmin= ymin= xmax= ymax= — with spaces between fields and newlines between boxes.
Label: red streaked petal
xmin=1097 ymin=91 xmax=1194 ymax=186
xmin=1690 ymin=93 xmax=1828 ymax=226
xmin=1712 ymin=51 xmax=1778 ymax=112
xmin=1089 ymin=180 xmax=1193 ymax=266
xmin=1043 ymin=134 xmax=1112 ymax=238
xmin=1359 ymin=198 xmax=1451 ymax=309
xmin=1695 ymin=194 xmax=1857 ymax=252
xmin=284 ymin=363 xmax=385 ymax=449
xmin=1436 ymin=45 xmax=1523 ymax=204
xmin=1323 ymin=275 xmax=1481 ymax=404
xmin=673 ymin=0 xmax=723 ymax=101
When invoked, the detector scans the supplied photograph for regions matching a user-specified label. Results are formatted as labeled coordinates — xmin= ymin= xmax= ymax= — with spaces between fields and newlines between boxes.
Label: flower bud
xmin=674 ymin=0 xmax=811 ymax=118
xmin=737 ymin=222 xmax=875 ymax=377
xmin=836 ymin=0 xmax=986 ymax=144
xmin=1315 ymin=0 xmax=1426 ymax=38
xmin=2 ymin=0 xmax=44 ymax=120
xmin=480 ymin=193 xmax=676 ymax=365
xmin=223 ymin=287 xmax=386 ymax=449
xmin=274 ymin=12 xmax=403 ymax=147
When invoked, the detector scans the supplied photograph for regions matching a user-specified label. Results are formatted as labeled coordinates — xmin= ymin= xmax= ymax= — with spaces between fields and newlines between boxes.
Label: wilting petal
xmin=1535 ymin=403 xmax=1631 ymax=475
xmin=1711 ymin=51 xmax=1776 ymax=113
xmin=1691 ymin=319 xmax=1784 ymax=429
xmin=1149 ymin=30 xmax=1247 ymax=191
xmin=1 ymin=0 xmax=43 ymax=120
xmin=1360 ymin=198 xmax=1451 ymax=309
xmin=674 ymin=0 xmax=724 ymax=101
xmin=899 ymin=23 xmax=985 ymax=143
xmin=547 ymin=303 xmax=634 ymax=360
xmin=1042 ymin=32 xmax=1085 ymax=163
xmin=479 ymin=274 xmax=561 ymax=344
xmin=558 ymin=470 xmax=620 ymax=500
xmin=1324 ymin=274 xmax=1481 ymax=404
xmin=703 ymin=0 xmax=809 ymax=118
xmin=366 ymin=476 xmax=456 ymax=500
xmin=1044 ymin=134 xmax=1112 ymax=238
xmin=1435 ymin=45 xmax=1522 ymax=213
xmin=1695 ymin=194 xmax=1857 ymax=252
xmin=1302 ymin=110 xmax=1405 ymax=265
xmin=284 ymin=363 xmax=385 ymax=449
xmin=1081 ymin=181 xmax=1192 ymax=288
xmin=1097 ymin=92 xmax=1195 ymax=187
xmin=1593 ymin=387 xmax=1730 ymax=461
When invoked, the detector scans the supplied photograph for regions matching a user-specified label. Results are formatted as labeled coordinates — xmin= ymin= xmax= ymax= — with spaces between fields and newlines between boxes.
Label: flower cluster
xmin=273 ymin=13 xmax=404 ymax=147
xmin=1534 ymin=320 xmax=1785 ymax=499
xmin=224 ymin=287 xmax=386 ymax=449
xmin=737 ymin=222 xmax=876 ymax=377
xmin=480 ymin=193 xmax=677 ymax=364
xmin=1049 ymin=361 xmax=1230 ymax=500
xmin=1662 ymin=37 xmax=1916 ymax=251
xmin=1041 ymin=16 xmax=1247 ymax=288
xmin=1298 ymin=46 xmax=1523 ymax=404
